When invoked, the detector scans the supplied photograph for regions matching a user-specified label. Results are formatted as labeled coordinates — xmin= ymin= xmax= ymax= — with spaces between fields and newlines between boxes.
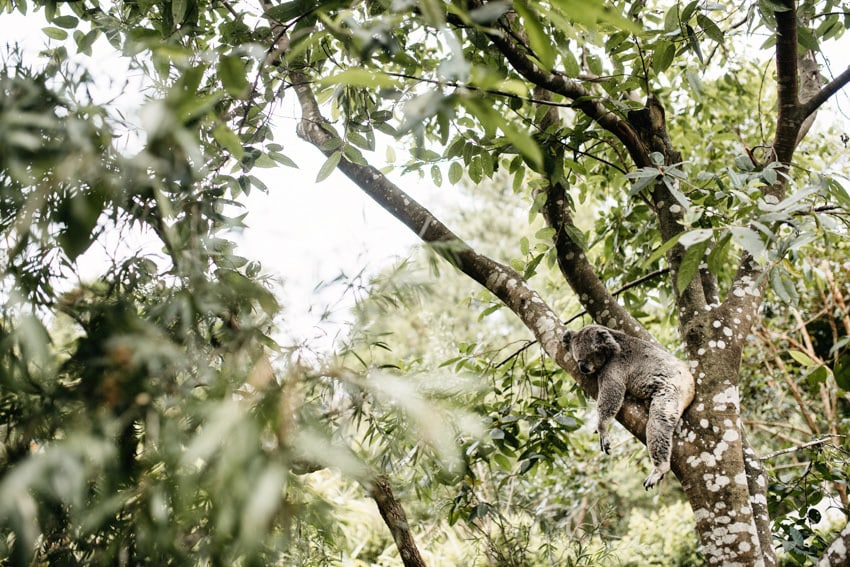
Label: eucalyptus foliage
xmin=1 ymin=0 xmax=850 ymax=566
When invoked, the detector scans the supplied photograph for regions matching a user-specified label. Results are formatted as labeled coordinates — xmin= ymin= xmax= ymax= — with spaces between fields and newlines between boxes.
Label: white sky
xmin=1 ymin=7 xmax=849 ymax=350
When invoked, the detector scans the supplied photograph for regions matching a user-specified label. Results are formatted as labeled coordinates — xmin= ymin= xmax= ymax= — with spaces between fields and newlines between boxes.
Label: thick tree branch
xmin=743 ymin=433 xmax=777 ymax=567
xmin=533 ymin=95 xmax=653 ymax=342
xmin=626 ymin=98 xmax=711 ymax=339
xmin=367 ymin=476 xmax=428 ymax=567
xmin=542 ymin=181 xmax=651 ymax=342
xmin=774 ymin=1 xmax=802 ymax=164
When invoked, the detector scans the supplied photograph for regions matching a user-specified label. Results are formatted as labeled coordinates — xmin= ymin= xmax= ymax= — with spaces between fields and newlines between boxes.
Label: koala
xmin=562 ymin=325 xmax=695 ymax=489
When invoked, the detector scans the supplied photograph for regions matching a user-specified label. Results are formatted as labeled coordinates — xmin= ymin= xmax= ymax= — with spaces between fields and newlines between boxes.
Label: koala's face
xmin=563 ymin=326 xmax=620 ymax=376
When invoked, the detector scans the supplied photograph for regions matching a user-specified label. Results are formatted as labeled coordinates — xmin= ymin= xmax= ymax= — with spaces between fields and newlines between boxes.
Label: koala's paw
xmin=643 ymin=466 xmax=669 ymax=490
xmin=599 ymin=433 xmax=611 ymax=455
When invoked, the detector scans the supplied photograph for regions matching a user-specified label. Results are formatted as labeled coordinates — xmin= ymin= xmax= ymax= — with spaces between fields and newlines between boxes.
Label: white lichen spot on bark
xmin=714 ymin=441 xmax=729 ymax=458
xmin=712 ymin=387 xmax=741 ymax=411
xmin=486 ymin=271 xmax=507 ymax=290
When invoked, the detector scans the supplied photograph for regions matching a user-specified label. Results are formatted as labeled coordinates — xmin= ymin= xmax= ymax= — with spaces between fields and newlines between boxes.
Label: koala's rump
xmin=620 ymin=353 xmax=695 ymax=409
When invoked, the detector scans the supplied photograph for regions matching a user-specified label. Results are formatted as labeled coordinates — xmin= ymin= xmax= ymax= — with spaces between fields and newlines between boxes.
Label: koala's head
xmin=562 ymin=325 xmax=621 ymax=375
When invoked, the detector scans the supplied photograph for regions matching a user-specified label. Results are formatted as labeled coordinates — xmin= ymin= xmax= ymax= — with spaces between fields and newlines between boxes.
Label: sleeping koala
xmin=563 ymin=325 xmax=695 ymax=489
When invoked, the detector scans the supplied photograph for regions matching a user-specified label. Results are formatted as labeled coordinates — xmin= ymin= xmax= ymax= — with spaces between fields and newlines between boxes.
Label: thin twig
xmin=760 ymin=435 xmax=844 ymax=461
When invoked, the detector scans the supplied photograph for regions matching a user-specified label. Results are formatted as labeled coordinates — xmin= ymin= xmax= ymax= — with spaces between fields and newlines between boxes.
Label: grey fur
xmin=563 ymin=325 xmax=695 ymax=489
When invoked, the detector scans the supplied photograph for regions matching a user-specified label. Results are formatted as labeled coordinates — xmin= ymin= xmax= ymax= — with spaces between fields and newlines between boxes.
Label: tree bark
xmin=367 ymin=476 xmax=429 ymax=567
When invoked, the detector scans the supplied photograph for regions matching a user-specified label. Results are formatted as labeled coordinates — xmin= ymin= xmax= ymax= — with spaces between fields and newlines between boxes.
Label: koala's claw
xmin=599 ymin=434 xmax=611 ymax=455
xmin=643 ymin=466 xmax=668 ymax=490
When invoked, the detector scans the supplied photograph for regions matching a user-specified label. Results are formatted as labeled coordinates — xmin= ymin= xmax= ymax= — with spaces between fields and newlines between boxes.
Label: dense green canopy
xmin=1 ymin=0 xmax=849 ymax=565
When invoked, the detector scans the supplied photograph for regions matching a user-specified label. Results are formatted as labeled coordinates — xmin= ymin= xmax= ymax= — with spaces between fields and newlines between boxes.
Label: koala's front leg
xmin=596 ymin=375 xmax=626 ymax=455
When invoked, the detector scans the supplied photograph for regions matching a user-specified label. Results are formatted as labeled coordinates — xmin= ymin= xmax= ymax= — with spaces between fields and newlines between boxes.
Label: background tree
xmin=1 ymin=0 xmax=850 ymax=566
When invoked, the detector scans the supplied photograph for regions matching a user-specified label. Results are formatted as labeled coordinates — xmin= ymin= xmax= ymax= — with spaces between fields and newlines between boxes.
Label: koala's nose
xmin=578 ymin=362 xmax=591 ymax=374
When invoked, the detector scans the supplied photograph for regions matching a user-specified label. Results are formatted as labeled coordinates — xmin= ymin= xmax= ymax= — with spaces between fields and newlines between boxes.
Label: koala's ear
xmin=597 ymin=328 xmax=621 ymax=352
xmin=563 ymin=330 xmax=573 ymax=348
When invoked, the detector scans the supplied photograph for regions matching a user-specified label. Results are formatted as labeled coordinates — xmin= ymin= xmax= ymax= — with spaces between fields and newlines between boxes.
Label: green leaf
xmin=707 ymin=232 xmax=732 ymax=274
xmin=652 ymin=41 xmax=676 ymax=74
xmin=797 ymin=27 xmax=819 ymax=51
xmin=76 ymin=29 xmax=99 ymax=55
xmin=212 ymin=124 xmax=244 ymax=160
xmin=835 ymin=353 xmax=850 ymax=390
xmin=730 ymin=227 xmax=765 ymax=259
xmin=42 ymin=27 xmax=68 ymax=40
xmin=552 ymin=0 xmax=641 ymax=34
xmin=319 ymin=68 xmax=399 ymax=89
xmin=663 ymin=5 xmax=681 ymax=33
xmin=804 ymin=365 xmax=829 ymax=386
xmin=769 ymin=265 xmax=799 ymax=305
xmin=686 ymin=24 xmax=703 ymax=64
xmin=172 ymin=0 xmax=188 ymax=23
xmin=263 ymin=0 xmax=317 ymax=22
xmin=218 ymin=55 xmax=249 ymax=98
xmin=827 ymin=177 xmax=850 ymax=210
xmin=501 ymin=121 xmax=543 ymax=170
xmin=534 ymin=227 xmax=556 ymax=242
xmin=431 ymin=165 xmax=443 ymax=187
xmin=448 ymin=161 xmax=463 ymax=185
xmin=678 ymin=228 xmax=713 ymax=248
xmin=52 ymin=15 xmax=78 ymax=29
xmin=270 ymin=152 xmax=298 ymax=168
xmin=468 ymin=2 xmax=510 ymax=24
xmin=523 ymin=252 xmax=544 ymax=278
xmin=789 ymin=350 xmax=817 ymax=368
xmin=514 ymin=1 xmax=554 ymax=71
xmin=676 ymin=239 xmax=709 ymax=293
xmin=176 ymin=92 xmax=223 ymax=124
xmin=627 ymin=167 xmax=661 ymax=194
xmin=644 ymin=232 xmax=683 ymax=267
xmin=316 ymin=151 xmax=342 ymax=182
xmin=686 ymin=69 xmax=704 ymax=96
xmin=57 ymin=189 xmax=107 ymax=261
xmin=697 ymin=13 xmax=724 ymax=43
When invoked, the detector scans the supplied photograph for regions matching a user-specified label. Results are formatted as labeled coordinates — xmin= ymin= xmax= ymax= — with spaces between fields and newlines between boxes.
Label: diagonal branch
xmin=800 ymin=66 xmax=850 ymax=120
xmin=367 ymin=476 xmax=428 ymax=567
xmin=533 ymin=93 xmax=653 ymax=342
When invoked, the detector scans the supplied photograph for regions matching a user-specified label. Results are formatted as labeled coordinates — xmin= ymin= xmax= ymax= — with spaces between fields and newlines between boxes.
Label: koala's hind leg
xmin=643 ymin=389 xmax=680 ymax=490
